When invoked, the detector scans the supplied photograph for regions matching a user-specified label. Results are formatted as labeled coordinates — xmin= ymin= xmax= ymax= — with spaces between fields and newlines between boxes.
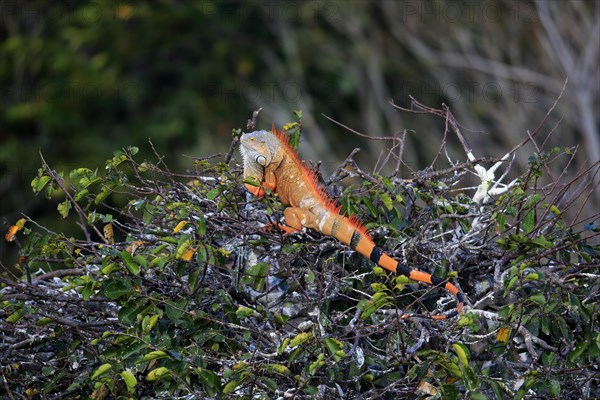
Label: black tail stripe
xmin=430 ymin=275 xmax=447 ymax=286
xmin=391 ymin=263 xmax=464 ymax=320
xmin=350 ymin=230 xmax=361 ymax=249
xmin=369 ymin=246 xmax=382 ymax=263
xmin=396 ymin=262 xmax=412 ymax=277
xmin=330 ymin=219 xmax=340 ymax=237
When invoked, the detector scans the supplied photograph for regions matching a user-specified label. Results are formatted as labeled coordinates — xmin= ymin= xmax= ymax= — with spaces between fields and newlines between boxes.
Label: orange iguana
xmin=239 ymin=126 xmax=464 ymax=319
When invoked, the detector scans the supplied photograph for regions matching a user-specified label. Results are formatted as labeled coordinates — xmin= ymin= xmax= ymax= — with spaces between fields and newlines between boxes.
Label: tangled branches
xmin=1 ymin=104 xmax=598 ymax=399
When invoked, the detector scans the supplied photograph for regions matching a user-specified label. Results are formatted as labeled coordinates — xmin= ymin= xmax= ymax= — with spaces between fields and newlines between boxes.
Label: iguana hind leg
xmin=262 ymin=207 xmax=315 ymax=236
xmin=283 ymin=207 xmax=317 ymax=231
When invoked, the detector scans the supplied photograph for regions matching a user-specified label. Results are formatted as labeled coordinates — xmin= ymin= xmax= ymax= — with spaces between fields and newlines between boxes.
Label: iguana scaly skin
xmin=239 ymin=127 xmax=464 ymax=319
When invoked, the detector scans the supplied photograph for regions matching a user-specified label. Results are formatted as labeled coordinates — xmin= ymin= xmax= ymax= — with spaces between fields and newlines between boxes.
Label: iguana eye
xmin=255 ymin=155 xmax=267 ymax=166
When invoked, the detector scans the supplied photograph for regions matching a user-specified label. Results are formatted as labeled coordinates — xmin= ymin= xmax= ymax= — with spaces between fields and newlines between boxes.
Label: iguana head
xmin=239 ymin=130 xmax=278 ymax=182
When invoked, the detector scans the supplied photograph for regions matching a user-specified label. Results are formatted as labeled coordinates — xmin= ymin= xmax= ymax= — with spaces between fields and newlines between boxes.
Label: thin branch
xmin=39 ymin=152 xmax=107 ymax=245
xmin=321 ymin=113 xmax=401 ymax=142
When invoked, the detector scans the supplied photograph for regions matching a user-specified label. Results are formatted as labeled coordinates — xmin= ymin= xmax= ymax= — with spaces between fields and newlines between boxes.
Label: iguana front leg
xmin=245 ymin=169 xmax=277 ymax=199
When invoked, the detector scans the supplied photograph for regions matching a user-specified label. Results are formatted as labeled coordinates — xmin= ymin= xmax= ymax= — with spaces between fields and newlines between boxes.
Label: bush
xmin=2 ymin=107 xmax=598 ymax=399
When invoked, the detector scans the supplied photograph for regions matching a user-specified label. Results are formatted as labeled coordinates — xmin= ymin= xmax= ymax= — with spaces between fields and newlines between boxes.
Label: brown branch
xmin=321 ymin=113 xmax=401 ymax=142
xmin=32 ymin=268 xmax=85 ymax=282
xmin=246 ymin=107 xmax=263 ymax=131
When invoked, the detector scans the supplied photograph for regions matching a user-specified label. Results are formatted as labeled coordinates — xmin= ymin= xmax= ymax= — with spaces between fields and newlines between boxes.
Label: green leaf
xmin=531 ymin=235 xmax=552 ymax=248
xmin=265 ymin=364 xmax=290 ymax=376
xmin=290 ymin=332 xmax=313 ymax=348
xmin=95 ymin=185 xmax=113 ymax=204
xmin=188 ymin=268 xmax=201 ymax=293
xmin=278 ymin=338 xmax=290 ymax=355
xmin=370 ymin=283 xmax=389 ymax=293
xmin=452 ymin=343 xmax=470 ymax=366
xmin=142 ymin=314 xmax=159 ymax=332
xmin=141 ymin=350 xmax=168 ymax=362
xmin=549 ymin=205 xmax=561 ymax=215
xmin=103 ymin=279 xmax=132 ymax=300
xmin=101 ymin=262 xmax=119 ymax=275
xmin=36 ymin=317 xmax=53 ymax=326
xmin=261 ymin=377 xmax=278 ymax=392
xmin=118 ymin=299 xmax=151 ymax=325
xmin=82 ymin=280 xmax=95 ymax=300
xmin=524 ymin=273 xmax=539 ymax=281
xmin=118 ymin=251 xmax=140 ymax=275
xmin=198 ymin=368 xmax=222 ymax=396
xmin=150 ymin=255 xmax=169 ymax=270
xmin=505 ymin=276 xmax=518 ymax=293
xmin=74 ymin=188 xmax=89 ymax=201
xmin=380 ymin=192 xmax=393 ymax=210
xmin=91 ymin=363 xmax=112 ymax=380
xmin=440 ymin=358 xmax=462 ymax=378
xmin=120 ymin=370 xmax=137 ymax=394
xmin=567 ymin=341 xmax=589 ymax=363
xmin=494 ymin=212 xmax=506 ymax=232
xmin=31 ymin=175 xmax=52 ymax=193
xmin=548 ymin=379 xmax=561 ymax=396
xmin=165 ymin=299 xmax=187 ymax=320
xmin=197 ymin=215 xmax=207 ymax=236
xmin=241 ymin=262 xmax=269 ymax=291
xmin=360 ymin=292 xmax=392 ymax=319
xmin=223 ymin=379 xmax=240 ymax=395
xmin=362 ymin=196 xmax=378 ymax=217
xmin=133 ymin=254 xmax=147 ymax=269
xmin=324 ymin=338 xmax=345 ymax=361
xmin=57 ymin=200 xmax=72 ymax=219
xmin=146 ymin=367 xmax=170 ymax=381
xmin=175 ymin=235 xmax=192 ymax=259
xmin=459 ymin=363 xmax=479 ymax=391
xmin=470 ymin=393 xmax=488 ymax=400
xmin=529 ymin=293 xmax=546 ymax=305
xmin=6 ymin=310 xmax=26 ymax=323
xmin=522 ymin=211 xmax=535 ymax=234
xmin=308 ymin=353 xmax=326 ymax=375
xmin=235 ymin=306 xmax=256 ymax=319
xmin=207 ymin=188 xmax=221 ymax=200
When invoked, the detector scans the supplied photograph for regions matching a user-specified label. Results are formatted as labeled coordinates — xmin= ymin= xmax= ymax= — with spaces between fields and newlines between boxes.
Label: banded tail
xmin=323 ymin=214 xmax=464 ymax=320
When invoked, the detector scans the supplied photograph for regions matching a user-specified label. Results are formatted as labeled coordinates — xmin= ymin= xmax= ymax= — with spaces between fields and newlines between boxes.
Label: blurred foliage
xmin=1 ymin=113 xmax=598 ymax=398
xmin=0 ymin=0 xmax=272 ymax=265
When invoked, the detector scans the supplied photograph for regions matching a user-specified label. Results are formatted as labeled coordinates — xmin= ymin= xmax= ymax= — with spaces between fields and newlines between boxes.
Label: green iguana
xmin=239 ymin=126 xmax=464 ymax=319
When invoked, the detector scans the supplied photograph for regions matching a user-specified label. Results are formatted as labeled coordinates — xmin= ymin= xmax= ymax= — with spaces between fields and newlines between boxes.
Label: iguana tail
xmin=325 ymin=214 xmax=465 ymax=320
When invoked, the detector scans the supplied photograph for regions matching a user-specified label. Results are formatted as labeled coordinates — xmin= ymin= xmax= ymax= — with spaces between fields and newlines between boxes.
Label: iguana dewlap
xmin=239 ymin=127 xmax=464 ymax=319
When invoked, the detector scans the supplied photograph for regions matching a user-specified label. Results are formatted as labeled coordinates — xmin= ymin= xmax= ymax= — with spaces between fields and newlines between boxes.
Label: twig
xmin=325 ymin=148 xmax=361 ymax=185
xmin=321 ymin=114 xmax=401 ymax=142
xmin=32 ymin=268 xmax=85 ymax=282
xmin=509 ymin=77 xmax=569 ymax=155
xmin=247 ymin=108 xmax=263 ymax=131
xmin=39 ymin=152 xmax=107 ymax=245
xmin=517 ymin=325 xmax=558 ymax=355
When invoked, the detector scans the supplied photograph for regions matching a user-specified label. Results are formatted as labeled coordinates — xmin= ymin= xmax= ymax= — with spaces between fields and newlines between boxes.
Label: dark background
xmin=1 ymin=1 xmax=598 ymax=269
